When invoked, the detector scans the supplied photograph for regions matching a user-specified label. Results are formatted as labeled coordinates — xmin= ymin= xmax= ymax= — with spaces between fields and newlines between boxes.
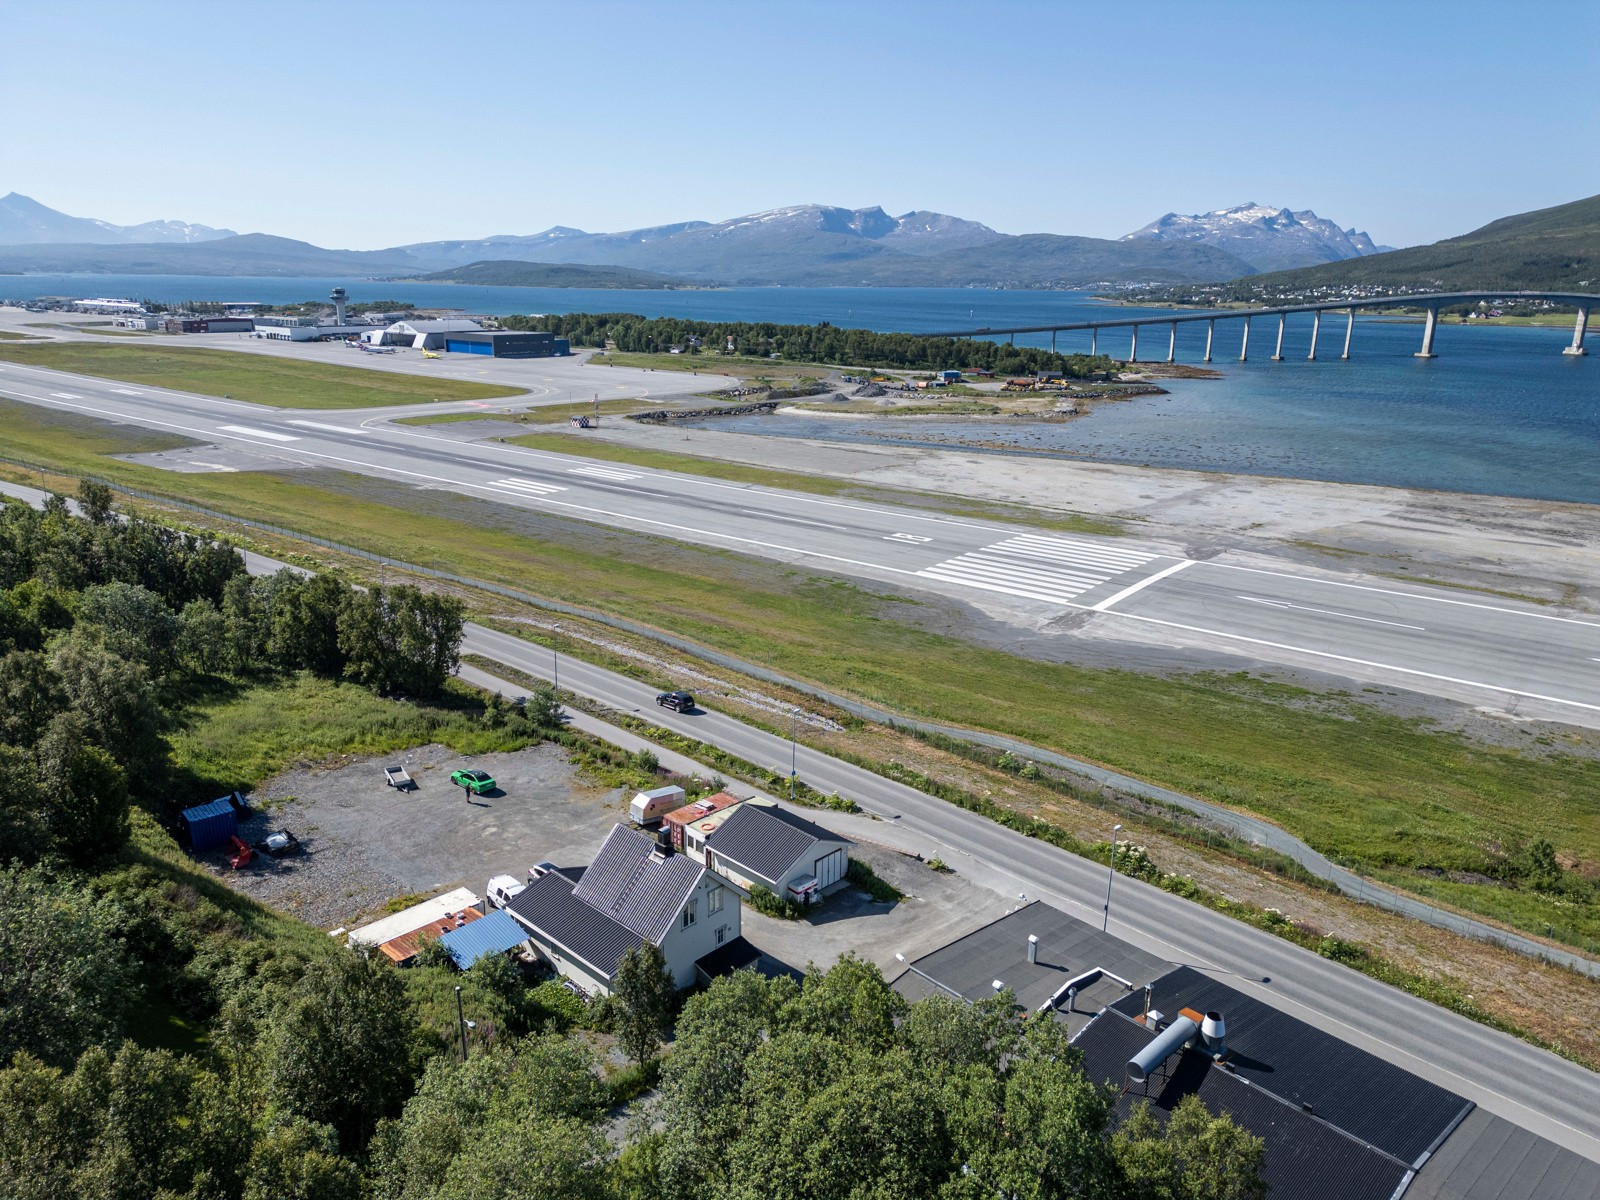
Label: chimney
xmin=1201 ymin=1010 xmax=1227 ymax=1057
xmin=652 ymin=826 xmax=673 ymax=859
xmin=1026 ymin=934 xmax=1038 ymax=964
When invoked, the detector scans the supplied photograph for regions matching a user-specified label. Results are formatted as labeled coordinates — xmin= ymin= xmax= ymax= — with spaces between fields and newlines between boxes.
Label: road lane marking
xmin=1238 ymin=595 xmax=1426 ymax=631
xmin=1101 ymin=610 xmax=1600 ymax=714
xmin=919 ymin=534 xmax=1161 ymax=607
xmin=288 ymin=419 xmax=365 ymax=434
xmin=218 ymin=424 xmax=300 ymax=442
xmin=1204 ymin=561 xmax=1600 ymax=630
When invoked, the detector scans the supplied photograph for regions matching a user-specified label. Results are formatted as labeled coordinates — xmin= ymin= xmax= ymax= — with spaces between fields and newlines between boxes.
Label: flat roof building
xmin=443 ymin=330 xmax=571 ymax=358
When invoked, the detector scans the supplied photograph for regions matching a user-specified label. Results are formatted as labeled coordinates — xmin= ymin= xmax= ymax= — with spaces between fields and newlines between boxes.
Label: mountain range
xmin=0 ymin=191 xmax=235 ymax=245
xmin=1122 ymin=203 xmax=1392 ymax=273
xmin=0 ymin=194 xmax=1390 ymax=286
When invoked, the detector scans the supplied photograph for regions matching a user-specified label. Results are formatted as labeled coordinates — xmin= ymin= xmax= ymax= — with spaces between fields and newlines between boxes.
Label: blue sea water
xmin=5 ymin=274 xmax=1596 ymax=503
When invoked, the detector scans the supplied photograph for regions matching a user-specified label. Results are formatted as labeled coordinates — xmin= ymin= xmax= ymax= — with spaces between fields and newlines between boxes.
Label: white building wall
xmin=658 ymin=875 xmax=740 ymax=988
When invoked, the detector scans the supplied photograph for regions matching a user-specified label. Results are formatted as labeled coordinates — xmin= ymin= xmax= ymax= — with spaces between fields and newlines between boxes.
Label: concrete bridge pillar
xmin=1203 ymin=319 xmax=1214 ymax=363
xmin=1091 ymin=327 xmax=1098 ymax=356
xmin=1051 ymin=330 xmax=1057 ymax=353
xmin=1271 ymin=312 xmax=1287 ymax=361
xmin=1564 ymin=307 xmax=1589 ymax=356
xmin=1308 ymin=310 xmax=1321 ymax=360
xmin=1239 ymin=316 xmax=1251 ymax=362
xmin=1341 ymin=308 xmax=1355 ymax=359
xmin=1129 ymin=325 xmax=1139 ymax=363
xmin=1167 ymin=321 xmax=1177 ymax=364
xmin=1415 ymin=306 xmax=1439 ymax=358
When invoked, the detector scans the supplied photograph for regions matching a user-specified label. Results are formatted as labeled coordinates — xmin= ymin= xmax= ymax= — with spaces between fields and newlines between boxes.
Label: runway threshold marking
xmin=1239 ymin=595 xmax=1426 ymax=631
xmin=492 ymin=477 xmax=568 ymax=496
xmin=568 ymin=465 xmax=641 ymax=482
xmin=218 ymin=424 xmax=300 ymax=443
xmin=919 ymin=534 xmax=1162 ymax=606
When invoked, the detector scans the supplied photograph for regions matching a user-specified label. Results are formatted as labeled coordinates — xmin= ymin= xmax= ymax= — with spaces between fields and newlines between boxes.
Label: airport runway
xmin=3 ymin=355 xmax=1598 ymax=725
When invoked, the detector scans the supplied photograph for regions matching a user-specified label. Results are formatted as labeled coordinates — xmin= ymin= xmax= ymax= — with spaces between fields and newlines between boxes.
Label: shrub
xmin=847 ymin=860 xmax=905 ymax=903
xmin=746 ymin=885 xmax=804 ymax=920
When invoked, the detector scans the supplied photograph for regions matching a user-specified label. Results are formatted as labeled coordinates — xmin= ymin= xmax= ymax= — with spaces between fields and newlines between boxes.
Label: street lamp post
xmin=1102 ymin=823 xmax=1123 ymax=932
xmin=551 ymin=623 xmax=560 ymax=694
xmin=789 ymin=707 xmax=797 ymax=803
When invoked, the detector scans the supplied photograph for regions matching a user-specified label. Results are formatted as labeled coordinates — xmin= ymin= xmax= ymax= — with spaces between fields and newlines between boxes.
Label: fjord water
xmin=8 ymin=275 xmax=1597 ymax=503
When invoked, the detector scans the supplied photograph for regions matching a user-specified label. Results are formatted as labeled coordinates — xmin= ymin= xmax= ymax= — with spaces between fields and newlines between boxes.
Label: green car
xmin=450 ymin=768 xmax=496 ymax=795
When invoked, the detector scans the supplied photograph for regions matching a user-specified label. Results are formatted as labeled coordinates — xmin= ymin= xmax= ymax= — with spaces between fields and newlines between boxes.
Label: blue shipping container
xmin=181 ymin=797 xmax=237 ymax=851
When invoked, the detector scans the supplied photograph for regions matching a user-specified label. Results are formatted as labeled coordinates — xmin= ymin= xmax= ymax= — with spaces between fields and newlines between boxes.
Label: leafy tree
xmin=434 ymin=1114 xmax=613 ymax=1200
xmin=0 ymin=866 xmax=133 ymax=1067
xmin=0 ymin=649 xmax=64 ymax=746
xmin=264 ymin=950 xmax=421 ymax=1153
xmin=243 ymin=1115 xmax=360 ymax=1200
xmin=75 ymin=480 xmax=115 ymax=525
xmin=75 ymin=581 xmax=181 ymax=679
xmin=221 ymin=572 xmax=267 ymax=672
xmin=48 ymin=636 xmax=166 ymax=789
xmin=35 ymin=714 xmax=131 ymax=863
xmin=177 ymin=597 xmax=231 ymax=675
xmin=268 ymin=572 xmax=350 ymax=676
xmin=1111 ymin=1095 xmax=1267 ymax=1200
xmin=613 ymin=941 xmax=676 ymax=1066
xmin=0 ymin=747 xmax=51 ymax=864
xmin=523 ymin=682 xmax=567 ymax=730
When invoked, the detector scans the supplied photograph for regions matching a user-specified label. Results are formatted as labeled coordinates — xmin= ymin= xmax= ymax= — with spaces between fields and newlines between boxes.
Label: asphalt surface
xmin=1 ymin=474 xmax=1594 ymax=1161
xmin=461 ymin=624 xmax=1600 ymax=1162
xmin=2 ymin=353 xmax=1598 ymax=726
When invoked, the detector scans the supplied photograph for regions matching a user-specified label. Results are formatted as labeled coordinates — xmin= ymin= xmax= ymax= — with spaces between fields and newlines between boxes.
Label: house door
xmin=814 ymin=849 xmax=846 ymax=888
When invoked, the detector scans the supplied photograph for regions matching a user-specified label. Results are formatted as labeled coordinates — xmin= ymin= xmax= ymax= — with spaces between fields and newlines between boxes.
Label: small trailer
xmin=384 ymin=765 xmax=415 ymax=790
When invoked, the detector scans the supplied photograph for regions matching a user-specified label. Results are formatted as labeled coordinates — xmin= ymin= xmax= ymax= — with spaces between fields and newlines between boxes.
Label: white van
xmin=630 ymin=785 xmax=687 ymax=826
xmin=486 ymin=874 xmax=525 ymax=909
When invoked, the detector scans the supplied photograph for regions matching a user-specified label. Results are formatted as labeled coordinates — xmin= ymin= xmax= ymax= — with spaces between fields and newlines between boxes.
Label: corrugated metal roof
xmin=506 ymin=871 xmax=641 ymax=981
xmin=705 ymin=804 xmax=849 ymax=887
xmin=662 ymin=791 xmax=746 ymax=827
xmin=378 ymin=907 xmax=482 ymax=964
xmin=347 ymin=887 xmax=479 ymax=946
xmin=572 ymin=824 xmax=702 ymax=944
xmin=439 ymin=909 xmax=529 ymax=969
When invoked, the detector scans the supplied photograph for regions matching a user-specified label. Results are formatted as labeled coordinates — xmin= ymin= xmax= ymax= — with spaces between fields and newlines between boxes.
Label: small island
xmin=390 ymin=259 xmax=704 ymax=289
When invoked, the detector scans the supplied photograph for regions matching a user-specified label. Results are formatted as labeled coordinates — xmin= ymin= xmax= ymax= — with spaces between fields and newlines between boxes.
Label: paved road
xmin=1 ymin=474 xmax=1594 ymax=1160
xmin=460 ymin=624 xmax=1600 ymax=1162
xmin=2 ymin=355 xmax=1598 ymax=725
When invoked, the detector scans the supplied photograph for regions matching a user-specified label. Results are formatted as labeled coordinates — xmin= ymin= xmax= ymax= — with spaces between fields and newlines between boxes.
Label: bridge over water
xmin=924 ymin=291 xmax=1595 ymax=363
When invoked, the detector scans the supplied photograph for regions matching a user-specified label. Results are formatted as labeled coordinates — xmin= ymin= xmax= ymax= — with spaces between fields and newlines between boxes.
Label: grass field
xmin=591 ymin=350 xmax=834 ymax=379
xmin=0 ymin=340 xmax=523 ymax=409
xmin=393 ymin=397 xmax=650 ymax=426
xmin=4 ymin=399 xmax=1597 ymax=949
xmin=504 ymin=430 xmax=1125 ymax=536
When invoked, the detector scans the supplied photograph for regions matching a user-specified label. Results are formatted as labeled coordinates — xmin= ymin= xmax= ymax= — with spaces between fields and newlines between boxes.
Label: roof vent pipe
xmin=1027 ymin=934 xmax=1038 ymax=964
xmin=1201 ymin=1010 xmax=1226 ymax=1057
xmin=1127 ymin=1014 xmax=1199 ymax=1084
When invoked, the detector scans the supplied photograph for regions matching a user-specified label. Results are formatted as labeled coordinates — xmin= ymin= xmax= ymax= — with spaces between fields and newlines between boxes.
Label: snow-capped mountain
xmin=1121 ymin=203 xmax=1392 ymax=272
xmin=0 ymin=192 xmax=236 ymax=244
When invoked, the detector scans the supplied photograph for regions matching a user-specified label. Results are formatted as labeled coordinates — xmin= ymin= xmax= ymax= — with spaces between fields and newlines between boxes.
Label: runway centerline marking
xmin=1238 ymin=595 xmax=1426 ymax=631
xmin=50 ymin=391 xmax=84 ymax=399
xmin=218 ymin=424 xmax=299 ymax=442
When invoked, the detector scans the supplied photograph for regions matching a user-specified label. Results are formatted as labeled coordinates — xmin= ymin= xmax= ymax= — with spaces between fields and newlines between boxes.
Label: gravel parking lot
xmin=209 ymin=738 xmax=1014 ymax=972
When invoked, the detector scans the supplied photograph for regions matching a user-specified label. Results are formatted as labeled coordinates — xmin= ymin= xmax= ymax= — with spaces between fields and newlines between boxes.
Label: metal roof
xmin=378 ymin=907 xmax=483 ymax=965
xmin=572 ymin=824 xmax=704 ymax=944
xmin=387 ymin=318 xmax=483 ymax=333
xmin=890 ymin=901 xmax=1168 ymax=1033
xmin=439 ymin=909 xmax=529 ymax=970
xmin=347 ymin=887 xmax=479 ymax=946
xmin=1110 ymin=965 xmax=1472 ymax=1167
xmin=505 ymin=871 xmax=641 ymax=981
xmin=1405 ymin=1108 xmax=1600 ymax=1200
xmin=180 ymin=796 xmax=234 ymax=824
xmin=705 ymin=804 xmax=850 ymax=887
xmin=1075 ymin=1011 xmax=1411 ymax=1200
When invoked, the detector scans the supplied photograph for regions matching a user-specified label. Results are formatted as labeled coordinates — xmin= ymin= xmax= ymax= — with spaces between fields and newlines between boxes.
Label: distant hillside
xmin=1122 ymin=203 xmax=1391 ymax=272
xmin=0 ymin=233 xmax=419 ymax=277
xmin=396 ymin=260 xmax=697 ymax=288
xmin=1219 ymin=194 xmax=1600 ymax=295
xmin=0 ymin=191 xmax=235 ymax=244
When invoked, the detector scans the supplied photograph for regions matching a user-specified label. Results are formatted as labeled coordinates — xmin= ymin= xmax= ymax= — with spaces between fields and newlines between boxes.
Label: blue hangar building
xmin=443 ymin=330 xmax=571 ymax=358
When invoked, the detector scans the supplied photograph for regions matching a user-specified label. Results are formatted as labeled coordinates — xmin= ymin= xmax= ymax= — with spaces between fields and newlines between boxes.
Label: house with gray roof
xmin=705 ymin=803 xmax=851 ymax=905
xmin=505 ymin=824 xmax=738 ymax=995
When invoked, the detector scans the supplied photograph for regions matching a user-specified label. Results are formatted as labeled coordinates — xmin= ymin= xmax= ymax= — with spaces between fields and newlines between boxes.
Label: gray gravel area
xmin=211 ymin=741 xmax=626 ymax=931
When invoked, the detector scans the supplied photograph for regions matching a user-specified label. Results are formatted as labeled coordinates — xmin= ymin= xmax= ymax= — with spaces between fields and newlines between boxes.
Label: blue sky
xmin=5 ymin=0 xmax=1596 ymax=250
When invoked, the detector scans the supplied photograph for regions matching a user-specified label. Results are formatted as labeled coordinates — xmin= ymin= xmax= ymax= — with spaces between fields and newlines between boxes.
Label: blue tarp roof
xmin=439 ymin=909 xmax=529 ymax=969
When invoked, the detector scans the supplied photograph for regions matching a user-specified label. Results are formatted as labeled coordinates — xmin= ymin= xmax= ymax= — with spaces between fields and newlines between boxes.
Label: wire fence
xmin=5 ymin=453 xmax=1596 ymax=978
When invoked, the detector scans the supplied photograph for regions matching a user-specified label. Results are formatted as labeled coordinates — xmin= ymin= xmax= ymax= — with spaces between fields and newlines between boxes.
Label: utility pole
xmin=454 ymin=985 xmax=470 ymax=1062
xmin=789 ymin=707 xmax=798 ymax=803
xmin=1102 ymin=823 xmax=1123 ymax=932
xmin=593 ymin=393 xmax=599 ymax=425
xmin=551 ymin=623 xmax=560 ymax=693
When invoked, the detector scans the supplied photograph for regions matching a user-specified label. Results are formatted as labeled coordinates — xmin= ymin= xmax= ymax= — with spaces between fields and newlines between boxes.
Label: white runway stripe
xmin=916 ymin=534 xmax=1163 ymax=607
xmin=219 ymin=424 xmax=299 ymax=442
xmin=568 ymin=466 xmax=641 ymax=481
xmin=492 ymin=477 xmax=568 ymax=496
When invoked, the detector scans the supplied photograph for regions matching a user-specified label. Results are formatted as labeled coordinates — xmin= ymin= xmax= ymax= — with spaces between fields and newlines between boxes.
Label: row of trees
xmin=500 ymin=311 xmax=1118 ymax=377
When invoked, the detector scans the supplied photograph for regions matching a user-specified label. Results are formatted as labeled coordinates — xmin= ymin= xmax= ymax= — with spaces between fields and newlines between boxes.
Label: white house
xmin=705 ymin=804 xmax=851 ymax=905
xmin=505 ymin=824 xmax=739 ymax=995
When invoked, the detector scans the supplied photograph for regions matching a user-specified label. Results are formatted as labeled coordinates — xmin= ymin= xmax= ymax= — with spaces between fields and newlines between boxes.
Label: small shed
xmin=181 ymin=797 xmax=238 ymax=851
xmin=439 ymin=909 xmax=530 ymax=969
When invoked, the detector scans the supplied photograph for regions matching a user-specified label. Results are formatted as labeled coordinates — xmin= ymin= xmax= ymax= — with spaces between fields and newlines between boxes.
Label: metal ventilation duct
xmin=1127 ymin=1014 xmax=1199 ymax=1084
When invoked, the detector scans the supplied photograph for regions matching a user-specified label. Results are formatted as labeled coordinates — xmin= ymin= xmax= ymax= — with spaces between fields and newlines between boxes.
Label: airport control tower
xmin=330 ymin=287 xmax=348 ymax=324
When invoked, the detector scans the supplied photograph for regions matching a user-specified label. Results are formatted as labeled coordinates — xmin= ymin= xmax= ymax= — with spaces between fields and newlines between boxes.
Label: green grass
xmin=391 ymin=411 xmax=512 ymax=426
xmin=5 ymin=400 xmax=1598 ymax=949
xmin=0 ymin=341 xmax=522 ymax=409
xmin=592 ymin=350 xmax=833 ymax=378
xmin=503 ymin=430 xmax=1125 ymax=536
xmin=393 ymin=397 xmax=650 ymax=426
xmin=169 ymin=673 xmax=541 ymax=793
xmin=0 ymin=329 xmax=34 ymax=340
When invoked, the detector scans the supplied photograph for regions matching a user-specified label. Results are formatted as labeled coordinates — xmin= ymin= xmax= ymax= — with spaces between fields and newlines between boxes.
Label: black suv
xmin=656 ymin=691 xmax=695 ymax=712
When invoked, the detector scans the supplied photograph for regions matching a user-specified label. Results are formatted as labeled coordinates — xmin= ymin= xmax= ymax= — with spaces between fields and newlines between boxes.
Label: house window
xmin=716 ymin=925 xmax=727 ymax=945
xmin=683 ymin=898 xmax=698 ymax=927
xmin=708 ymin=886 xmax=724 ymax=914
